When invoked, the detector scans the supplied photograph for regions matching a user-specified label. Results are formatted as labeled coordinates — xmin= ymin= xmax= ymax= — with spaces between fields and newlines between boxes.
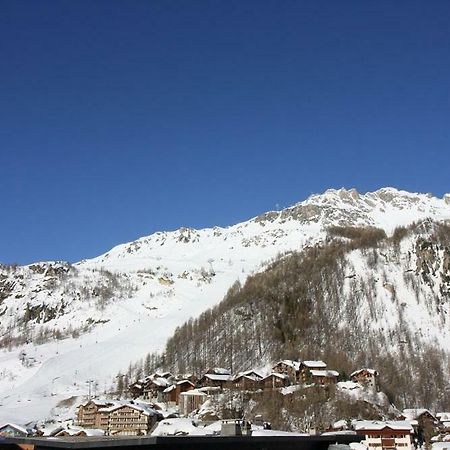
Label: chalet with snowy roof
xmin=327 ymin=419 xmax=350 ymax=432
xmin=179 ymin=389 xmax=208 ymax=416
xmin=205 ymin=367 xmax=232 ymax=376
xmin=437 ymin=413 xmax=450 ymax=423
xmin=261 ymin=372 xmax=290 ymax=389
xmin=401 ymin=409 xmax=439 ymax=436
xmin=153 ymin=371 xmax=173 ymax=379
xmin=351 ymin=368 xmax=379 ymax=389
xmin=51 ymin=426 xmax=105 ymax=437
xmin=77 ymin=400 xmax=114 ymax=429
xmin=310 ymin=369 xmax=339 ymax=385
xmin=143 ymin=376 xmax=171 ymax=401
xmin=162 ymin=384 xmax=177 ymax=403
xmin=272 ymin=360 xmax=301 ymax=382
xmin=298 ymin=360 xmax=327 ymax=383
xmin=437 ymin=413 xmax=450 ymax=433
xmin=232 ymin=370 xmax=264 ymax=390
xmin=163 ymin=380 xmax=195 ymax=404
xmin=177 ymin=373 xmax=197 ymax=384
xmin=198 ymin=373 xmax=231 ymax=389
xmin=353 ymin=420 xmax=414 ymax=450
xmin=0 ymin=423 xmax=30 ymax=438
xmin=129 ymin=380 xmax=144 ymax=399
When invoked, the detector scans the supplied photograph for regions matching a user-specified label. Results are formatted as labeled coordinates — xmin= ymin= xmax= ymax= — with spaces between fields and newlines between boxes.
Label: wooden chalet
xmin=272 ymin=360 xmax=301 ymax=383
xmin=176 ymin=380 xmax=195 ymax=401
xmin=162 ymin=384 xmax=177 ymax=403
xmin=198 ymin=373 xmax=231 ymax=389
xmin=53 ymin=429 xmax=87 ymax=438
xmin=261 ymin=372 xmax=290 ymax=389
xmin=51 ymin=427 xmax=104 ymax=438
xmin=142 ymin=376 xmax=171 ymax=401
xmin=163 ymin=380 xmax=195 ymax=404
xmin=437 ymin=412 xmax=450 ymax=434
xmin=298 ymin=360 xmax=327 ymax=383
xmin=0 ymin=423 xmax=30 ymax=438
xmin=353 ymin=420 xmax=413 ymax=450
xmin=310 ymin=369 xmax=339 ymax=385
xmin=153 ymin=371 xmax=173 ymax=380
xmin=401 ymin=409 xmax=439 ymax=437
xmin=129 ymin=380 xmax=144 ymax=399
xmin=350 ymin=368 xmax=379 ymax=389
xmin=232 ymin=371 xmax=264 ymax=391
xmin=179 ymin=389 xmax=208 ymax=416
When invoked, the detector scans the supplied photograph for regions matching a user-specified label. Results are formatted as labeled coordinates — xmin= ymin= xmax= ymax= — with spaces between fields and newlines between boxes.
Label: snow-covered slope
xmin=0 ymin=187 xmax=449 ymax=424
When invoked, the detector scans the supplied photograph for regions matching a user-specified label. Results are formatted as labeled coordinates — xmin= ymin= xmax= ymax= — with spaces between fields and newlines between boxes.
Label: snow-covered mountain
xmin=1 ymin=187 xmax=449 ymax=424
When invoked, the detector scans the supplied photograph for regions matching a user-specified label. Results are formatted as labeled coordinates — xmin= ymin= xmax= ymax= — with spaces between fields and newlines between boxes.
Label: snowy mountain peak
xmin=76 ymin=188 xmax=450 ymax=274
xmin=1 ymin=187 xmax=449 ymax=424
xmin=253 ymin=187 xmax=450 ymax=233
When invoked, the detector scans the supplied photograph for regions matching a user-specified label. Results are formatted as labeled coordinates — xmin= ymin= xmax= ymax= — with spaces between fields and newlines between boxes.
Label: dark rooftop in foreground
xmin=1 ymin=433 xmax=363 ymax=450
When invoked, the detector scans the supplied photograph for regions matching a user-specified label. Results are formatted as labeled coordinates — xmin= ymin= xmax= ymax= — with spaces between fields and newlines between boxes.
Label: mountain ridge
xmin=0 ymin=187 xmax=449 ymax=424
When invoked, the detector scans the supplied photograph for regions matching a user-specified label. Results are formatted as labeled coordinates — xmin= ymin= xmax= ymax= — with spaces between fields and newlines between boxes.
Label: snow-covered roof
xmin=302 ymin=360 xmax=327 ymax=368
xmin=203 ymin=374 xmax=231 ymax=381
xmin=333 ymin=419 xmax=349 ymax=429
xmin=437 ymin=413 xmax=450 ymax=421
xmin=349 ymin=442 xmax=369 ymax=450
xmin=310 ymin=369 xmax=339 ymax=377
xmin=176 ymin=379 xmax=195 ymax=386
xmin=403 ymin=409 xmax=436 ymax=421
xmin=180 ymin=389 xmax=207 ymax=397
xmin=235 ymin=374 xmax=261 ymax=382
xmin=54 ymin=428 xmax=86 ymax=437
xmin=82 ymin=428 xmax=105 ymax=437
xmin=148 ymin=377 xmax=171 ymax=387
xmin=235 ymin=369 xmax=264 ymax=380
xmin=321 ymin=431 xmax=357 ymax=436
xmin=163 ymin=385 xmax=176 ymax=393
xmin=0 ymin=423 xmax=29 ymax=435
xmin=80 ymin=399 xmax=113 ymax=408
xmin=197 ymin=386 xmax=221 ymax=393
xmin=274 ymin=360 xmax=301 ymax=370
xmin=206 ymin=368 xmax=231 ymax=375
xmin=154 ymin=372 xmax=172 ymax=378
xmin=151 ymin=418 xmax=211 ymax=436
xmin=264 ymin=372 xmax=290 ymax=380
xmin=353 ymin=420 xmax=414 ymax=432
xmin=99 ymin=402 xmax=157 ymax=416
xmin=337 ymin=381 xmax=361 ymax=390
xmin=350 ymin=368 xmax=378 ymax=377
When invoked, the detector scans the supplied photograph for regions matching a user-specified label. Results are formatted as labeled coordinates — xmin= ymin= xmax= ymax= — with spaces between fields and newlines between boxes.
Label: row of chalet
xmin=272 ymin=361 xmax=379 ymax=388
xmin=272 ymin=360 xmax=341 ymax=385
xmin=76 ymin=399 xmax=162 ymax=436
xmin=129 ymin=363 xmax=378 ymax=410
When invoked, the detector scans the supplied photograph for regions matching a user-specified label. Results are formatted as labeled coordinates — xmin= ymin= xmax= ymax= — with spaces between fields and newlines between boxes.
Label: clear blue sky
xmin=1 ymin=1 xmax=450 ymax=264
